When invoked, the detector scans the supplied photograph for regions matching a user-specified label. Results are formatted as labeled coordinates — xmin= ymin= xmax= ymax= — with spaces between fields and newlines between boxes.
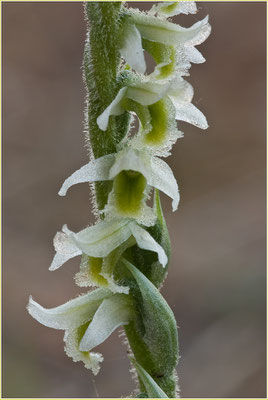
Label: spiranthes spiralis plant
xmin=27 ymin=1 xmax=211 ymax=397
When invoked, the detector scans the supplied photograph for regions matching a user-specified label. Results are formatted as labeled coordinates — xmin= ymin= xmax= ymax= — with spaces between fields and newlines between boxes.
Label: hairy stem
xmin=84 ymin=2 xmax=129 ymax=210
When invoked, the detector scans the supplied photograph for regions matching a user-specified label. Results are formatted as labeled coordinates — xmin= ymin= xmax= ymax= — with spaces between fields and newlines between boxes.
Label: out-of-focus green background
xmin=3 ymin=2 xmax=266 ymax=398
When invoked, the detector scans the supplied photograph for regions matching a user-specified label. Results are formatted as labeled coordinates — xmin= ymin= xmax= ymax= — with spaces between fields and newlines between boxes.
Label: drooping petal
xmin=49 ymin=229 xmax=82 ymax=271
xmin=27 ymin=288 xmax=111 ymax=330
xmin=69 ymin=219 xmax=132 ymax=258
xmin=120 ymin=23 xmax=146 ymax=74
xmin=129 ymin=222 xmax=168 ymax=267
xmin=149 ymin=157 xmax=180 ymax=211
xmin=64 ymin=326 xmax=103 ymax=375
xmin=58 ymin=154 xmax=115 ymax=196
xmin=79 ymin=294 xmax=133 ymax=351
xmin=97 ymin=87 xmax=127 ymax=131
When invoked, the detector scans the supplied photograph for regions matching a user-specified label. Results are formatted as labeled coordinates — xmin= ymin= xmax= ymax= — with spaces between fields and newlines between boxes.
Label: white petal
xmin=109 ymin=148 xmax=151 ymax=180
xmin=64 ymin=329 xmax=103 ymax=375
xmin=185 ymin=16 xmax=211 ymax=47
xmin=133 ymin=13 xmax=210 ymax=47
xmin=168 ymin=77 xmax=194 ymax=103
xmin=27 ymin=288 xmax=111 ymax=330
xmin=97 ymin=87 xmax=127 ymax=131
xmin=174 ymin=102 xmax=208 ymax=129
xmin=70 ymin=219 xmax=132 ymax=258
xmin=79 ymin=294 xmax=133 ymax=351
xmin=49 ymin=230 xmax=82 ymax=271
xmin=129 ymin=223 xmax=168 ymax=267
xmin=185 ymin=46 xmax=206 ymax=64
xmin=58 ymin=154 xmax=115 ymax=196
xmin=120 ymin=23 xmax=146 ymax=74
xmin=127 ymin=79 xmax=172 ymax=106
xmin=149 ymin=157 xmax=180 ymax=211
xmin=50 ymin=250 xmax=81 ymax=272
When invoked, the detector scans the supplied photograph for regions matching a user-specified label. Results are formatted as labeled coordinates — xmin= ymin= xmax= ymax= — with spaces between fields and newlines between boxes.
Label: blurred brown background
xmin=3 ymin=1 xmax=266 ymax=398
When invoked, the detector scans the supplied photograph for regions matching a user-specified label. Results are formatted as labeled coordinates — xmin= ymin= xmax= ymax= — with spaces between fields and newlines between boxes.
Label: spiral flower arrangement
xmin=28 ymin=2 xmax=211 ymax=397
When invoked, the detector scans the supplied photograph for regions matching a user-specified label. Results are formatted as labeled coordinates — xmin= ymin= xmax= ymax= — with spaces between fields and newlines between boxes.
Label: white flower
xmin=58 ymin=146 xmax=179 ymax=221
xmin=27 ymin=289 xmax=134 ymax=375
xmin=120 ymin=7 xmax=211 ymax=76
xmin=49 ymin=217 xmax=168 ymax=280
xmin=96 ymin=76 xmax=208 ymax=156
xmin=97 ymin=78 xmax=173 ymax=132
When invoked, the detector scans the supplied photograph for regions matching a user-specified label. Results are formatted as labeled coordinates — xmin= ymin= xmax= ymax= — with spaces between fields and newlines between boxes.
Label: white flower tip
xmin=199 ymin=116 xmax=209 ymax=130
xmin=27 ymin=295 xmax=33 ymax=310
xmin=172 ymin=195 xmax=180 ymax=212
xmin=27 ymin=296 xmax=41 ymax=321
xmin=58 ymin=187 xmax=66 ymax=196
xmin=48 ymin=261 xmax=57 ymax=272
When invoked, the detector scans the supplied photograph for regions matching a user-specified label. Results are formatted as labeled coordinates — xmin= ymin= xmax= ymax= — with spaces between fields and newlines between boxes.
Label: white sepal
xmin=49 ymin=227 xmax=82 ymax=271
xmin=173 ymin=102 xmax=208 ymax=129
xmin=69 ymin=219 xmax=132 ymax=258
xmin=27 ymin=288 xmax=111 ymax=330
xmin=59 ymin=154 xmax=115 ymax=196
xmin=79 ymin=294 xmax=133 ymax=351
xmin=149 ymin=157 xmax=180 ymax=211
xmin=97 ymin=87 xmax=127 ymax=131
xmin=129 ymin=222 xmax=168 ymax=267
xmin=120 ymin=23 xmax=146 ymax=74
xmin=168 ymin=77 xmax=208 ymax=129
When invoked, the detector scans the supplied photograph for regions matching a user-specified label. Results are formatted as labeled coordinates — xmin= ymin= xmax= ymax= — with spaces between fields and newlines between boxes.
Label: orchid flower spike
xmin=28 ymin=1 xmax=210 ymax=393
